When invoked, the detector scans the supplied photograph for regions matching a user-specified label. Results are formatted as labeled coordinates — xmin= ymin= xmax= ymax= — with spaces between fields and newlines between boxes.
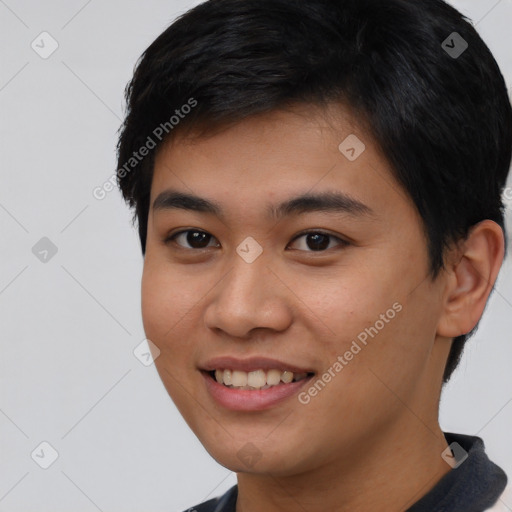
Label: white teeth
xmin=266 ymin=369 xmax=281 ymax=386
xmin=247 ymin=370 xmax=266 ymax=388
xmin=281 ymin=371 xmax=293 ymax=383
xmin=212 ymin=368 xmax=311 ymax=389
xmin=231 ymin=370 xmax=247 ymax=387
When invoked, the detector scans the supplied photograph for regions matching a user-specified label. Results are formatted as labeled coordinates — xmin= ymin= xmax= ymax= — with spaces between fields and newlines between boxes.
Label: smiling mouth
xmin=206 ymin=369 xmax=315 ymax=390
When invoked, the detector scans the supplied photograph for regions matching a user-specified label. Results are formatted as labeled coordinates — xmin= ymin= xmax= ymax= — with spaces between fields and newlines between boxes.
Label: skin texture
xmin=141 ymin=104 xmax=504 ymax=512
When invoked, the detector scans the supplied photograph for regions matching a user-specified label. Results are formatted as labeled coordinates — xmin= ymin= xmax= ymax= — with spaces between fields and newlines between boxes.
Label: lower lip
xmin=201 ymin=371 xmax=314 ymax=411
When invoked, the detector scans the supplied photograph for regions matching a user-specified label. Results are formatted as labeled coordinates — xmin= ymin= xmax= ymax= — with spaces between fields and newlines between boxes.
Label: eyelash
xmin=164 ymin=229 xmax=349 ymax=253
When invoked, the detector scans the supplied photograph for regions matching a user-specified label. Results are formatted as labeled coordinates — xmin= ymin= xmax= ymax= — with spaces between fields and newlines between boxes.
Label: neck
xmin=235 ymin=418 xmax=451 ymax=512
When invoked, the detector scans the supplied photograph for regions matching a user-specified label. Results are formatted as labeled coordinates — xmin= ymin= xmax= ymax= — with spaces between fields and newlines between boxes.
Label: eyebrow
xmin=152 ymin=189 xmax=376 ymax=220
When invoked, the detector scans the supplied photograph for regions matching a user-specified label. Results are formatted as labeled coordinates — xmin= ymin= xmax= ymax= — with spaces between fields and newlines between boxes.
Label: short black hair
xmin=116 ymin=0 xmax=512 ymax=383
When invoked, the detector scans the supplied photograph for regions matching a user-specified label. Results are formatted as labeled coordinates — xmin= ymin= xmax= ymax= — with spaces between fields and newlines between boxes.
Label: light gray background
xmin=0 ymin=1 xmax=511 ymax=511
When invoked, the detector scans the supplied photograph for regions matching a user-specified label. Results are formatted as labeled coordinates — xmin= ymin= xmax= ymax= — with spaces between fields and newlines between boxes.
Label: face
xmin=141 ymin=104 xmax=448 ymax=476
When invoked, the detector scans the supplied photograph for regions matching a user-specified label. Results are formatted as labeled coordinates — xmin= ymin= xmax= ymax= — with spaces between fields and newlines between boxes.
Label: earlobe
xmin=436 ymin=220 xmax=505 ymax=338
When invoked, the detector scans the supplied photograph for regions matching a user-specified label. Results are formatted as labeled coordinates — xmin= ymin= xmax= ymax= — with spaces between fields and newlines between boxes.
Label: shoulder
xmin=181 ymin=485 xmax=238 ymax=512
xmin=181 ymin=497 xmax=218 ymax=512
xmin=483 ymin=484 xmax=512 ymax=511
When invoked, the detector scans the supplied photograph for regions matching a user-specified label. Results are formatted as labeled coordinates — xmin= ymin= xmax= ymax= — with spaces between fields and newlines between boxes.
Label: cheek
xmin=297 ymin=267 xmax=389 ymax=342
xmin=141 ymin=265 xmax=170 ymax=341
xmin=141 ymin=262 xmax=199 ymax=353
xmin=308 ymin=261 xmax=434 ymax=378
xmin=141 ymin=263 xmax=201 ymax=408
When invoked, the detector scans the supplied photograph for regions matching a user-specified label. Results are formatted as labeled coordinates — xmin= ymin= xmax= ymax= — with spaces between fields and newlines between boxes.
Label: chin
xmin=194 ymin=430 xmax=312 ymax=476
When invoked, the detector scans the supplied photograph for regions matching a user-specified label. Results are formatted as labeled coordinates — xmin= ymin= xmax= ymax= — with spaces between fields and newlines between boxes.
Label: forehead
xmin=150 ymin=104 xmax=411 ymax=219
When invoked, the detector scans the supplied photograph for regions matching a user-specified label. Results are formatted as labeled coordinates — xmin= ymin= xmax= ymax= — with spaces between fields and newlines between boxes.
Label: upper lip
xmin=200 ymin=356 xmax=315 ymax=374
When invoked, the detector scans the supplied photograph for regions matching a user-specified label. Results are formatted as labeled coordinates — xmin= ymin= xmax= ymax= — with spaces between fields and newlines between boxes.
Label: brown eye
xmin=165 ymin=229 xmax=348 ymax=252
xmin=289 ymin=231 xmax=349 ymax=252
xmin=167 ymin=230 xmax=219 ymax=249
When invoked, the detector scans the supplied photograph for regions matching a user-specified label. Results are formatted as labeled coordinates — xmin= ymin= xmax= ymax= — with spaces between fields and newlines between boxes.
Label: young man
xmin=116 ymin=0 xmax=512 ymax=510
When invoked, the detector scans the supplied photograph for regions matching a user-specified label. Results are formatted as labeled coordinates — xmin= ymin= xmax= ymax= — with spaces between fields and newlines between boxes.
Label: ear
xmin=436 ymin=220 xmax=505 ymax=338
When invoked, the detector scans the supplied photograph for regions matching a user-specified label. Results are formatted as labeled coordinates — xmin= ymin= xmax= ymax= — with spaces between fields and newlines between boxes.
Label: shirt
xmin=184 ymin=432 xmax=508 ymax=512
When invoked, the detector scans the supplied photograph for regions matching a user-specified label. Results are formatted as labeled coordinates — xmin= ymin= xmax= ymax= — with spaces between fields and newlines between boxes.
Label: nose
xmin=203 ymin=255 xmax=293 ymax=339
